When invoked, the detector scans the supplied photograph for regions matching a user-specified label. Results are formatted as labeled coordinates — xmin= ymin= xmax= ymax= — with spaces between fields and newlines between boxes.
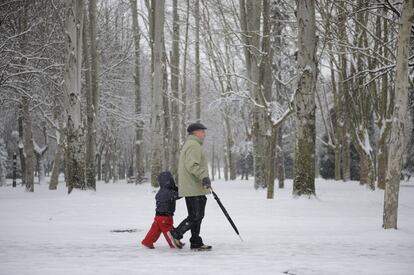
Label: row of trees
xmin=0 ymin=0 xmax=413 ymax=229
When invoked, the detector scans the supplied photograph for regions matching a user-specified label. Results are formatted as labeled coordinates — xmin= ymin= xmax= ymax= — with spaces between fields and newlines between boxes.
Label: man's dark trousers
xmin=172 ymin=196 xmax=207 ymax=247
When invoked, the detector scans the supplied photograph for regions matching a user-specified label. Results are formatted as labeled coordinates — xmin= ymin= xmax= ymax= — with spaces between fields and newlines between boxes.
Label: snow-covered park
xmin=1 ymin=178 xmax=413 ymax=275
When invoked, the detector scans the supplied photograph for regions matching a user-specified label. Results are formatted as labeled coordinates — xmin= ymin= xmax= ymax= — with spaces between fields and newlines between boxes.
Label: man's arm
xmin=185 ymin=146 xmax=209 ymax=181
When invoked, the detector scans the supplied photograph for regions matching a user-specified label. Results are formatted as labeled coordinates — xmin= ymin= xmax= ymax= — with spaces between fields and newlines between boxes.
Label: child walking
xmin=141 ymin=171 xmax=184 ymax=249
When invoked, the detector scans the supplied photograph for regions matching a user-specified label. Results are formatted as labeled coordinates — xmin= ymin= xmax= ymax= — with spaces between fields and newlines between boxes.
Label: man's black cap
xmin=187 ymin=122 xmax=207 ymax=133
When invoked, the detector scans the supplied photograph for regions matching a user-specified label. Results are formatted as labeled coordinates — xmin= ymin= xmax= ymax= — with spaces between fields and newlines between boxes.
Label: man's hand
xmin=202 ymin=177 xmax=211 ymax=189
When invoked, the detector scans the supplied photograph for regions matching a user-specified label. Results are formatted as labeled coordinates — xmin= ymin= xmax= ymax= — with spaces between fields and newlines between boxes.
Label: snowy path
xmin=1 ymin=178 xmax=414 ymax=275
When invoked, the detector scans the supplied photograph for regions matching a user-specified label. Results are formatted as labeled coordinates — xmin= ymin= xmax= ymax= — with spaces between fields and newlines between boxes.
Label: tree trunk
xmin=162 ymin=44 xmax=171 ymax=172
xmin=104 ymin=149 xmax=111 ymax=183
xmin=49 ymin=132 xmax=63 ymax=190
xmin=377 ymin=131 xmax=389 ymax=190
xmin=346 ymin=0 xmax=371 ymax=188
xmin=293 ymin=0 xmax=317 ymax=197
xmin=64 ymin=0 xmax=85 ymax=193
xmin=170 ymin=0 xmax=180 ymax=177
xmin=359 ymin=151 xmax=375 ymax=189
xmin=83 ymin=7 xmax=92 ymax=186
xmin=272 ymin=2 xmax=285 ymax=189
xmin=276 ymin=127 xmax=285 ymax=189
xmin=337 ymin=0 xmax=350 ymax=182
xmin=18 ymin=115 xmax=26 ymax=186
xmin=36 ymin=144 xmax=47 ymax=185
xmin=129 ymin=0 xmax=145 ymax=183
xmin=405 ymin=89 xmax=414 ymax=178
xmin=223 ymin=143 xmax=229 ymax=181
xmin=377 ymin=10 xmax=391 ymax=190
xmin=13 ymin=153 xmax=17 ymax=187
xmin=267 ymin=126 xmax=277 ymax=199
xmin=22 ymin=96 xmax=34 ymax=192
xmin=224 ymin=115 xmax=236 ymax=180
xmin=150 ymin=0 xmax=165 ymax=187
xmin=261 ymin=0 xmax=275 ymax=195
xmin=217 ymin=155 xmax=221 ymax=180
xmin=113 ymin=150 xmax=118 ymax=183
xmin=239 ymin=0 xmax=266 ymax=189
xmin=85 ymin=0 xmax=99 ymax=190
xmin=0 ymin=140 xmax=7 ymax=187
xmin=341 ymin=129 xmax=351 ymax=181
xmin=194 ymin=0 xmax=201 ymax=121
xmin=40 ymin=124 xmax=48 ymax=184
xmin=334 ymin=145 xmax=341 ymax=180
xmin=34 ymin=142 xmax=48 ymax=185
xmin=49 ymin=113 xmax=64 ymax=190
xmin=326 ymin=8 xmax=341 ymax=181
xmin=383 ymin=0 xmax=414 ymax=229
xmin=180 ymin=0 xmax=190 ymax=145
xmin=352 ymin=126 xmax=375 ymax=189
xmin=97 ymin=152 xmax=102 ymax=181
xmin=211 ymin=144 xmax=215 ymax=181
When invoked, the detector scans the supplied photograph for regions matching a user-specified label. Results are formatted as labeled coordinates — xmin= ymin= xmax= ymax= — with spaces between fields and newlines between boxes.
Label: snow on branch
xmin=268 ymin=100 xmax=294 ymax=127
xmin=33 ymin=140 xmax=48 ymax=156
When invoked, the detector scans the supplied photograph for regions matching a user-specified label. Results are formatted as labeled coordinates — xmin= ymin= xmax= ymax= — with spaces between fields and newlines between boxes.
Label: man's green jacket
xmin=178 ymin=135 xmax=210 ymax=197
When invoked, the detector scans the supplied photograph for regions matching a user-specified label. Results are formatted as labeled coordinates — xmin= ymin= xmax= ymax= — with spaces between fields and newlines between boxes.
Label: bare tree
xmin=195 ymin=0 xmax=201 ymax=121
xmin=239 ymin=0 xmax=266 ymax=189
xmin=383 ymin=0 xmax=414 ymax=230
xmin=292 ymin=0 xmax=317 ymax=196
xmin=22 ymin=96 xmax=34 ymax=192
xmin=34 ymin=122 xmax=48 ymax=185
xmin=180 ymin=0 xmax=191 ymax=145
xmin=150 ymin=0 xmax=165 ymax=187
xmin=85 ymin=0 xmax=99 ymax=190
xmin=64 ymin=0 xmax=85 ymax=193
xmin=0 ymin=139 xmax=7 ymax=187
xmin=129 ymin=0 xmax=145 ymax=183
xmin=49 ymin=117 xmax=64 ymax=190
xmin=201 ymin=0 xmax=236 ymax=181
xmin=376 ymin=8 xmax=393 ymax=190
xmin=170 ymin=0 xmax=180 ymax=177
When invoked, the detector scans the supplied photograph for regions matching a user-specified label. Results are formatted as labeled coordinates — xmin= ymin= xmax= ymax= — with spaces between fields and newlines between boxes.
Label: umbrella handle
xmin=208 ymin=187 xmax=217 ymax=198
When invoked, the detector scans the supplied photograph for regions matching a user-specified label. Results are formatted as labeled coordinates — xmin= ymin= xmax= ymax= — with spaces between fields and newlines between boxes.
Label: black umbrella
xmin=210 ymin=187 xmax=243 ymax=242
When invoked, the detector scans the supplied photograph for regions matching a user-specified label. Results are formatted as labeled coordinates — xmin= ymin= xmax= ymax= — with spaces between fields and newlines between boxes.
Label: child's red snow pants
xmin=142 ymin=216 xmax=174 ymax=248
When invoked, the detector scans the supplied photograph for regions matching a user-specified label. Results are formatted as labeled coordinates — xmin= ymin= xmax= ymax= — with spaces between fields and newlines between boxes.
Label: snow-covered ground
xmin=1 ymin=178 xmax=414 ymax=275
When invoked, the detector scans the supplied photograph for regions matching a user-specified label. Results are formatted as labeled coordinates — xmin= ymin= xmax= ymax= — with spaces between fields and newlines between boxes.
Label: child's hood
xmin=157 ymin=171 xmax=176 ymax=189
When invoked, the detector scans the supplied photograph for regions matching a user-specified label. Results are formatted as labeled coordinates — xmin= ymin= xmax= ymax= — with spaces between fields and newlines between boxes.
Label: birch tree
xmin=347 ymin=0 xmax=375 ymax=190
xmin=162 ymin=43 xmax=171 ymax=172
xmin=195 ymin=0 xmax=201 ymax=121
xmin=292 ymin=0 xmax=317 ymax=196
xmin=129 ymin=0 xmax=145 ymax=183
xmin=150 ymin=0 xmax=165 ymax=187
xmin=64 ymin=0 xmax=85 ymax=193
xmin=337 ymin=0 xmax=351 ymax=182
xmin=85 ymin=0 xmax=99 ymax=190
xmin=180 ymin=0 xmax=190 ymax=145
xmin=376 ymin=9 xmax=392 ymax=190
xmin=239 ymin=0 xmax=266 ymax=189
xmin=34 ymin=123 xmax=48 ymax=185
xmin=22 ymin=96 xmax=34 ymax=192
xmin=170 ymin=0 xmax=180 ymax=177
xmin=49 ymin=118 xmax=64 ymax=190
xmin=383 ymin=0 xmax=414 ymax=230
xmin=18 ymin=116 xmax=26 ymax=186
xmin=0 ymin=139 xmax=6 ymax=187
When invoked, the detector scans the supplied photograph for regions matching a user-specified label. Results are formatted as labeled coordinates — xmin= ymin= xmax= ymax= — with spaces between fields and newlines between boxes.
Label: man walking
xmin=168 ymin=122 xmax=212 ymax=251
